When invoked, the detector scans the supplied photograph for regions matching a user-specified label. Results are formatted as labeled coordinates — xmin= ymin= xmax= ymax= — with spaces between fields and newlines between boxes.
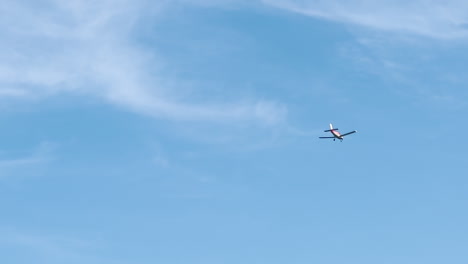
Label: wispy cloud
xmin=0 ymin=142 xmax=55 ymax=176
xmin=0 ymin=0 xmax=286 ymax=124
xmin=262 ymin=0 xmax=468 ymax=39
xmin=0 ymin=156 xmax=44 ymax=168
xmin=2 ymin=230 xmax=81 ymax=258
xmin=0 ymin=228 xmax=110 ymax=264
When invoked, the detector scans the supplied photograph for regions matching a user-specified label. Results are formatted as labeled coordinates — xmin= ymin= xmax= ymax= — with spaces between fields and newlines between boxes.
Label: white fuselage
xmin=331 ymin=130 xmax=342 ymax=139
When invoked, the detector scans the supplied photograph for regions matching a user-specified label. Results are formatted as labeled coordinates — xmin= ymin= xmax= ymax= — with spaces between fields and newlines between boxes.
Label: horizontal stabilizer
xmin=324 ymin=128 xmax=338 ymax=132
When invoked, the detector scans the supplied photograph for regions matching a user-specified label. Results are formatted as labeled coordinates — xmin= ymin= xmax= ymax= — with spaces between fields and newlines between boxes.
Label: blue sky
xmin=1 ymin=0 xmax=468 ymax=263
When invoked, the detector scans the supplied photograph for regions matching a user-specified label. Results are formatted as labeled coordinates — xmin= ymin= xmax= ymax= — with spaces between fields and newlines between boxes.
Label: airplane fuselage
xmin=331 ymin=130 xmax=342 ymax=139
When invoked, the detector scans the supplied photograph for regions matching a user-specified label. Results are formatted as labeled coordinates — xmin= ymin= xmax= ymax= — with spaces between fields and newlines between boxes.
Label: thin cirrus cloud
xmin=0 ymin=141 xmax=55 ymax=175
xmin=0 ymin=0 xmax=286 ymax=124
xmin=262 ymin=0 xmax=468 ymax=39
xmin=0 ymin=228 xmax=99 ymax=263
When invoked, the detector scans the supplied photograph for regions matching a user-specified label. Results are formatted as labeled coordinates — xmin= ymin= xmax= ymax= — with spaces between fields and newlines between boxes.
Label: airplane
xmin=319 ymin=123 xmax=356 ymax=142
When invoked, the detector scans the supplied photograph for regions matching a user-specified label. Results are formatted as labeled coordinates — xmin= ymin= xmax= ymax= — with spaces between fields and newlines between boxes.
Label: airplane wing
xmin=341 ymin=130 xmax=357 ymax=137
xmin=319 ymin=137 xmax=335 ymax=139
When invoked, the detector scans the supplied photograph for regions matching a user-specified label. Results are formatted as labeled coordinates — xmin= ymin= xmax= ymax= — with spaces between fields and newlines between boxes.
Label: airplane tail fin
xmin=324 ymin=123 xmax=338 ymax=132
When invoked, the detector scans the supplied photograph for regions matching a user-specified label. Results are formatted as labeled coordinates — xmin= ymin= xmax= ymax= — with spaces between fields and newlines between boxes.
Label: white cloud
xmin=0 ymin=141 xmax=55 ymax=176
xmin=0 ymin=0 xmax=286 ymax=124
xmin=0 ymin=157 xmax=43 ymax=168
xmin=0 ymin=228 xmax=105 ymax=264
xmin=262 ymin=0 xmax=468 ymax=39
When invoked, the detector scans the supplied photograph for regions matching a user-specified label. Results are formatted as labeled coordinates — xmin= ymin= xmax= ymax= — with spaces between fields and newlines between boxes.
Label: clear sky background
xmin=1 ymin=0 xmax=468 ymax=263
